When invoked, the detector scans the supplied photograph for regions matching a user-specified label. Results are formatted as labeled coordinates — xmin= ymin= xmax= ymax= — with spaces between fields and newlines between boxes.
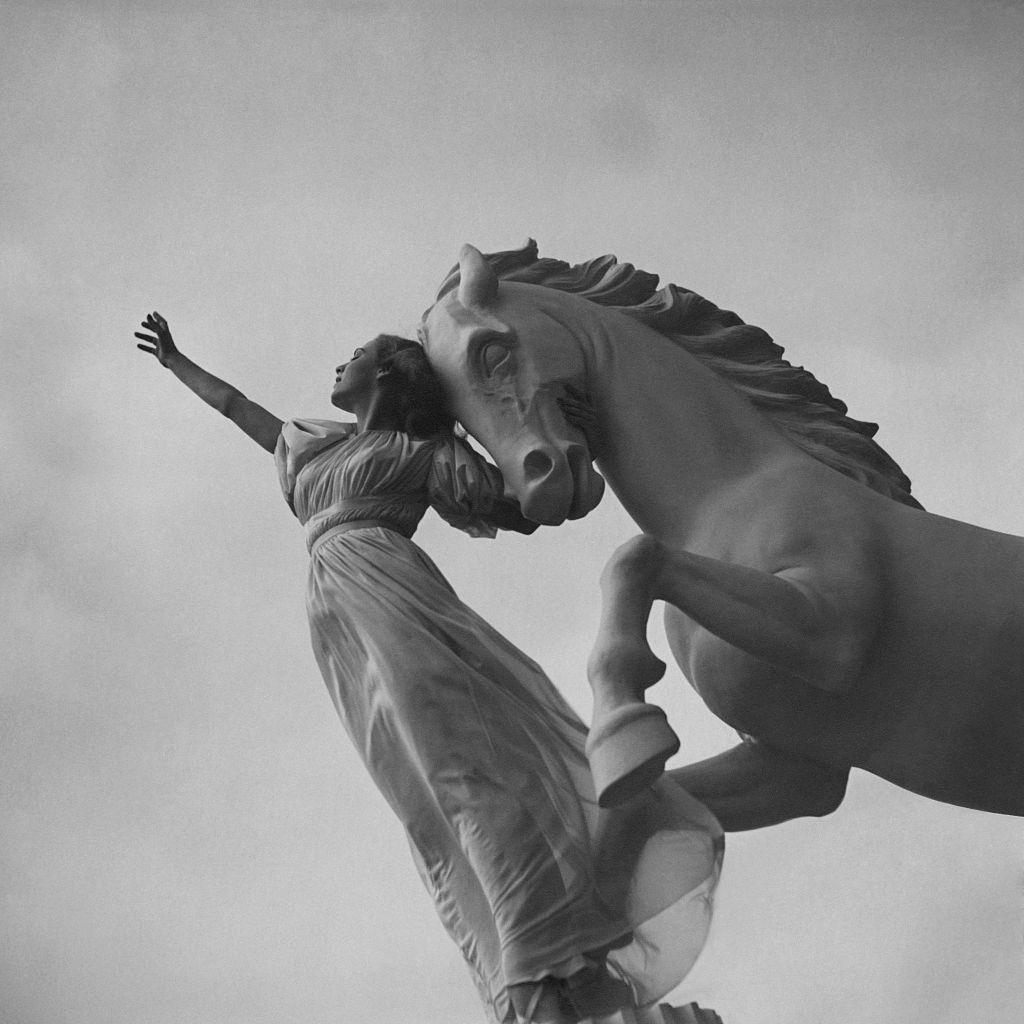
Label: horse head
xmin=420 ymin=244 xmax=606 ymax=525
xmin=423 ymin=240 xmax=921 ymax=525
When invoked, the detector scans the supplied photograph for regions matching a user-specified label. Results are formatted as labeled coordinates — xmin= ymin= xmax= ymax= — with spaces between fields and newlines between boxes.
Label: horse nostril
xmin=523 ymin=449 xmax=554 ymax=482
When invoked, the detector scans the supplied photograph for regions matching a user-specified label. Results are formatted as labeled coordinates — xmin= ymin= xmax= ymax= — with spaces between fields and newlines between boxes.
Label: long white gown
xmin=276 ymin=418 xmax=723 ymax=1023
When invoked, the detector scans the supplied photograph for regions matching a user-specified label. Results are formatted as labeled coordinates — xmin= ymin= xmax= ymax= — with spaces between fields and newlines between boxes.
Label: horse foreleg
xmin=666 ymin=738 xmax=849 ymax=830
xmin=586 ymin=538 xmax=678 ymax=808
xmin=587 ymin=534 xmax=868 ymax=807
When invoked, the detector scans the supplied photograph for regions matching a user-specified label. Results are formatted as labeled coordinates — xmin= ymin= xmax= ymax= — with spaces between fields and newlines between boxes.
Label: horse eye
xmin=480 ymin=342 xmax=513 ymax=378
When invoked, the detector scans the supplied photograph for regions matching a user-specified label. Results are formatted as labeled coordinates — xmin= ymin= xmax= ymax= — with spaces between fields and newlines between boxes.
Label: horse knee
xmin=602 ymin=534 xmax=664 ymax=590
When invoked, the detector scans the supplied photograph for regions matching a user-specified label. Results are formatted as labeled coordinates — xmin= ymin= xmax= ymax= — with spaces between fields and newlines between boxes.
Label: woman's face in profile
xmin=331 ymin=339 xmax=384 ymax=410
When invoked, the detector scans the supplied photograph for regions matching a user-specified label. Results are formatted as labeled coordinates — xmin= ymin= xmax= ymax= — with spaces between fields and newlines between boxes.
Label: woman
xmin=134 ymin=312 xmax=723 ymax=1024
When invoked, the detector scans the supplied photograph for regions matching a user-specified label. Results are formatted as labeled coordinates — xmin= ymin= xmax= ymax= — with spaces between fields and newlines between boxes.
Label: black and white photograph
xmin=3 ymin=3 xmax=1023 ymax=1023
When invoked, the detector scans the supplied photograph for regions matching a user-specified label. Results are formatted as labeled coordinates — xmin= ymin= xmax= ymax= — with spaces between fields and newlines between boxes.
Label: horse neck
xmin=584 ymin=308 xmax=795 ymax=542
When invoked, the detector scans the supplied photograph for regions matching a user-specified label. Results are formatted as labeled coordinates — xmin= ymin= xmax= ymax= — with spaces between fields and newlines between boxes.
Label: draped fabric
xmin=276 ymin=420 xmax=723 ymax=1022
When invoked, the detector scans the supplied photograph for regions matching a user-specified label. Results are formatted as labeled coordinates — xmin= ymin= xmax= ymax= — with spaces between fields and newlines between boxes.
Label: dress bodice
xmin=275 ymin=419 xmax=507 ymax=548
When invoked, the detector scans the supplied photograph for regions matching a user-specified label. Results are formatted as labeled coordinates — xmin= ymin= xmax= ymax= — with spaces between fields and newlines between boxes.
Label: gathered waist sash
xmin=309 ymin=517 xmax=413 ymax=556
xmin=304 ymin=494 xmax=425 ymax=553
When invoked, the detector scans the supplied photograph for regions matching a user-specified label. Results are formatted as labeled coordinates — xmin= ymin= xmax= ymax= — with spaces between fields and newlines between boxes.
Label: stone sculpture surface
xmin=421 ymin=241 xmax=1024 ymax=824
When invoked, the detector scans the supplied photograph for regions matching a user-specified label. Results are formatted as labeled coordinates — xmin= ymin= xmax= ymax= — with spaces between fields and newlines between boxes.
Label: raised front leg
xmin=587 ymin=534 xmax=874 ymax=807
xmin=586 ymin=540 xmax=678 ymax=807
xmin=667 ymin=737 xmax=850 ymax=831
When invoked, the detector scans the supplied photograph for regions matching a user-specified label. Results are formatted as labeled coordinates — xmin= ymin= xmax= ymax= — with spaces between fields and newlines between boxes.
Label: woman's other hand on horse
xmin=134 ymin=311 xmax=180 ymax=367
xmin=558 ymin=384 xmax=606 ymax=460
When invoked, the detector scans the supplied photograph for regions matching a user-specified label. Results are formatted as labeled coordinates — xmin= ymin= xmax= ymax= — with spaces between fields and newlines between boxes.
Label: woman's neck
xmin=354 ymin=391 xmax=404 ymax=433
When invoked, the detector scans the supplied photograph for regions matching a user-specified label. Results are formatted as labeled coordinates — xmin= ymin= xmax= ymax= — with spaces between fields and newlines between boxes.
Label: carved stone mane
xmin=436 ymin=240 xmax=921 ymax=509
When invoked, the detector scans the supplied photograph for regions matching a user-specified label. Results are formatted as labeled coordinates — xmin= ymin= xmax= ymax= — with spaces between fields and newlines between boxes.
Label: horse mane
xmin=436 ymin=240 xmax=921 ymax=509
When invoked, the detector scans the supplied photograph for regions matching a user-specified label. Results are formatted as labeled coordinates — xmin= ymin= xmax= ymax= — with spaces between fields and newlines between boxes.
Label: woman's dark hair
xmin=373 ymin=334 xmax=456 ymax=438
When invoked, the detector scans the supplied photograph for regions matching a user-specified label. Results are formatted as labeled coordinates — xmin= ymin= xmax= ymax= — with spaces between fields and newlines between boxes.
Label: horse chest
xmin=664 ymin=609 xmax=789 ymax=733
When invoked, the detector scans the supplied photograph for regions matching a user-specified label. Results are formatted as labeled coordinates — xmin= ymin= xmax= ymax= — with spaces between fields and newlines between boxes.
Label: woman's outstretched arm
xmin=135 ymin=311 xmax=283 ymax=452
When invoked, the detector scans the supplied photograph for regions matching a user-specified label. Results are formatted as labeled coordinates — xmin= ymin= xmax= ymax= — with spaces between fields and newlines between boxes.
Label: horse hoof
xmin=586 ymin=702 xmax=680 ymax=808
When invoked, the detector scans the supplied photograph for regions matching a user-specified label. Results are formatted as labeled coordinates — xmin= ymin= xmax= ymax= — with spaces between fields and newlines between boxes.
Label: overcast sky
xmin=3 ymin=2 xmax=1024 ymax=1023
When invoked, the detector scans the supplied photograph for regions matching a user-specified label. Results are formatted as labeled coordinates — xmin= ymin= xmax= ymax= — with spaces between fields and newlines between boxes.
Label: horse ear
xmin=457 ymin=244 xmax=499 ymax=308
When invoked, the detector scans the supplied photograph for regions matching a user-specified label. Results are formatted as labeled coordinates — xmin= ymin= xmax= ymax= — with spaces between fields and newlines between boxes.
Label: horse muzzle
xmin=514 ymin=441 xmax=605 ymax=525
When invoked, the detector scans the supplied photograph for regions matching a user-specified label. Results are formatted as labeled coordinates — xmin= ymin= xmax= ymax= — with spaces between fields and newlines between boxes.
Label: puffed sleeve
xmin=275 ymin=418 xmax=355 ymax=511
xmin=427 ymin=435 xmax=514 ymax=539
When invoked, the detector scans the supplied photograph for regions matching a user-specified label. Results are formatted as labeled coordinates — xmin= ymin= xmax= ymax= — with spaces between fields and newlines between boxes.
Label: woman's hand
xmin=557 ymin=383 xmax=605 ymax=460
xmin=134 ymin=311 xmax=179 ymax=366
xmin=133 ymin=311 xmax=283 ymax=452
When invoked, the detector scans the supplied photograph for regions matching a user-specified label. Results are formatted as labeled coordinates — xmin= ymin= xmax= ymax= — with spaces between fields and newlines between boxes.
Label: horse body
xmin=421 ymin=243 xmax=1024 ymax=820
xmin=662 ymin=479 xmax=1024 ymax=814
xmin=848 ymin=505 xmax=1024 ymax=810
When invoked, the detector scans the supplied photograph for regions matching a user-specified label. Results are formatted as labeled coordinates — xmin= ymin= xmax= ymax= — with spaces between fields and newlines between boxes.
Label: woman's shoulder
xmin=276 ymin=418 xmax=358 ymax=510
xmin=281 ymin=418 xmax=357 ymax=448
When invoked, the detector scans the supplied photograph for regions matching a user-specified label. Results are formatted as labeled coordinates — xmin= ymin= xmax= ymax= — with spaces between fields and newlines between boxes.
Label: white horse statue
xmin=420 ymin=240 xmax=1024 ymax=826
